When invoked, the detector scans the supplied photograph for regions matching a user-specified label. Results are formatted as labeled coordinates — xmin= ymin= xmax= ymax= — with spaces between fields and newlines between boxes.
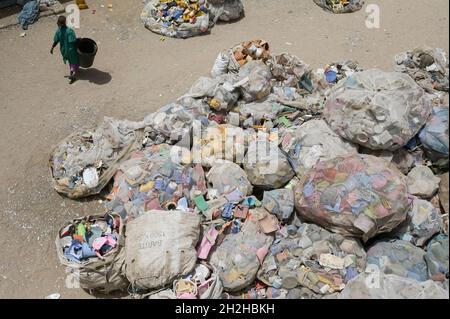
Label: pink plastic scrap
xmin=197 ymin=227 xmax=219 ymax=260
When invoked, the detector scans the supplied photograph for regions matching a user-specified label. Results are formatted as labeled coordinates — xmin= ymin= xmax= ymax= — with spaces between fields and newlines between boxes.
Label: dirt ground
xmin=0 ymin=0 xmax=448 ymax=299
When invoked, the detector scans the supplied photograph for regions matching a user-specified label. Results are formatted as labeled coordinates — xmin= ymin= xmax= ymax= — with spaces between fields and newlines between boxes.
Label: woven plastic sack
xmin=140 ymin=0 xmax=211 ymax=39
xmin=208 ymin=0 xmax=244 ymax=22
xmin=55 ymin=213 xmax=128 ymax=294
xmin=425 ymin=234 xmax=449 ymax=279
xmin=244 ymin=140 xmax=295 ymax=190
xmin=294 ymin=154 xmax=409 ymax=241
xmin=337 ymin=273 xmax=448 ymax=299
xmin=207 ymin=161 xmax=253 ymax=196
xmin=124 ymin=210 xmax=201 ymax=291
xmin=209 ymin=218 xmax=274 ymax=292
xmin=324 ymin=69 xmax=431 ymax=151
xmin=419 ymin=106 xmax=449 ymax=162
xmin=50 ymin=117 xmax=143 ymax=199
xmin=105 ymin=144 xmax=207 ymax=221
xmin=280 ymin=119 xmax=358 ymax=176
xmin=367 ymin=240 xmax=429 ymax=282
xmin=257 ymin=223 xmax=366 ymax=295
xmin=391 ymin=197 xmax=443 ymax=247
xmin=314 ymin=0 xmax=364 ymax=14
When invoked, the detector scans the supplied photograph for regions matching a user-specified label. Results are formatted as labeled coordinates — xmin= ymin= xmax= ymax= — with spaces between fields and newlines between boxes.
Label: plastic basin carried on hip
xmin=77 ymin=38 xmax=98 ymax=68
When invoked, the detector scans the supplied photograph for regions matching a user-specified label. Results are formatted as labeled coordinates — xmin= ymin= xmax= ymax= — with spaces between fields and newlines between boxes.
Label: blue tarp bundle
xmin=18 ymin=0 xmax=40 ymax=30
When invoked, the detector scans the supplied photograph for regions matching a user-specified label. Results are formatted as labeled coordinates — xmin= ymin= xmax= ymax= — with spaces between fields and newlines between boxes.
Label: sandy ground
xmin=0 ymin=0 xmax=448 ymax=299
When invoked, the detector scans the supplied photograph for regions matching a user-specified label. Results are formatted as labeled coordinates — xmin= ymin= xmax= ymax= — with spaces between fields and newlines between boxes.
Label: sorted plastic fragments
xmin=55 ymin=213 xmax=128 ymax=294
xmin=257 ymin=223 xmax=366 ymax=295
xmin=50 ymin=117 xmax=143 ymax=199
xmin=324 ymin=69 xmax=431 ymax=151
xmin=295 ymin=154 xmax=409 ymax=241
xmin=313 ymin=0 xmax=364 ymax=14
xmin=366 ymin=240 xmax=429 ymax=282
xmin=141 ymin=0 xmax=211 ymax=39
xmin=206 ymin=161 xmax=253 ymax=196
xmin=337 ymin=273 xmax=448 ymax=299
xmin=208 ymin=0 xmax=244 ymax=22
xmin=391 ymin=197 xmax=443 ymax=247
xmin=406 ymin=166 xmax=441 ymax=198
xmin=125 ymin=210 xmax=200 ymax=291
xmin=279 ymin=119 xmax=358 ymax=177
xmin=395 ymin=47 xmax=449 ymax=93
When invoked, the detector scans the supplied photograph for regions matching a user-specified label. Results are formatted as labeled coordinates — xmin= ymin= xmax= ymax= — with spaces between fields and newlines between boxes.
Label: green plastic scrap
xmin=194 ymin=195 xmax=209 ymax=212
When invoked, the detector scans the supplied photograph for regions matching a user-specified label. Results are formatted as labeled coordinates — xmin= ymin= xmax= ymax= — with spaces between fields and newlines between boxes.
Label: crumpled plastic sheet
xmin=395 ymin=47 xmax=449 ymax=93
xmin=280 ymin=119 xmax=358 ymax=177
xmin=140 ymin=0 xmax=211 ymax=39
xmin=324 ymin=69 xmax=431 ymax=151
xmin=391 ymin=197 xmax=443 ymax=247
xmin=337 ymin=273 xmax=448 ymax=299
xmin=366 ymin=240 xmax=429 ymax=282
xmin=313 ymin=0 xmax=364 ymax=14
xmin=294 ymin=154 xmax=409 ymax=241
xmin=235 ymin=60 xmax=273 ymax=103
xmin=257 ymin=223 xmax=366 ymax=295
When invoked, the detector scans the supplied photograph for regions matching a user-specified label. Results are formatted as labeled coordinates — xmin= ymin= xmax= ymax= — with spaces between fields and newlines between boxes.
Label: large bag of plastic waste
xmin=124 ymin=210 xmax=201 ymax=291
xmin=140 ymin=0 xmax=211 ymax=39
xmin=313 ymin=0 xmax=364 ymax=14
xmin=211 ymin=39 xmax=270 ymax=78
xmin=366 ymin=240 xmax=429 ymax=282
xmin=280 ymin=119 xmax=358 ymax=177
xmin=406 ymin=166 xmax=441 ymax=198
xmin=207 ymin=161 xmax=253 ymax=196
xmin=18 ymin=0 xmax=40 ymax=30
xmin=324 ymin=69 xmax=431 ymax=151
xmin=419 ymin=106 xmax=449 ymax=165
xmin=209 ymin=217 xmax=274 ymax=292
xmin=337 ymin=273 xmax=448 ymax=299
xmin=55 ymin=213 xmax=129 ymax=294
xmin=294 ymin=154 xmax=409 ymax=241
xmin=50 ymin=117 xmax=144 ymax=199
xmin=395 ymin=47 xmax=449 ymax=93
xmin=244 ymin=139 xmax=295 ymax=190
xmin=425 ymin=234 xmax=449 ymax=280
xmin=391 ymin=197 xmax=443 ymax=247
xmin=257 ymin=223 xmax=366 ymax=295
xmin=208 ymin=0 xmax=244 ymax=22
xmin=105 ymin=144 xmax=207 ymax=221
xmin=235 ymin=60 xmax=272 ymax=103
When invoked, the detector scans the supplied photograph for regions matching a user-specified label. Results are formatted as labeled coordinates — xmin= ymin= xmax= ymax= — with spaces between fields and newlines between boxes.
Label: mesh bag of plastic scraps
xmin=105 ymin=144 xmax=207 ymax=221
xmin=140 ymin=0 xmax=211 ymax=39
xmin=324 ymin=69 xmax=431 ymax=151
xmin=336 ymin=272 xmax=448 ymax=299
xmin=244 ymin=138 xmax=295 ymax=190
xmin=208 ymin=0 xmax=244 ymax=22
xmin=141 ymin=99 xmax=210 ymax=146
xmin=206 ymin=161 xmax=253 ymax=197
xmin=233 ymin=60 xmax=273 ymax=103
xmin=50 ymin=117 xmax=144 ymax=199
xmin=366 ymin=240 xmax=429 ymax=282
xmin=257 ymin=223 xmax=366 ymax=296
xmin=294 ymin=154 xmax=409 ymax=241
xmin=395 ymin=47 xmax=449 ymax=93
xmin=55 ymin=213 xmax=129 ymax=294
xmin=279 ymin=119 xmax=358 ymax=177
xmin=390 ymin=197 xmax=443 ymax=247
xmin=181 ymin=75 xmax=241 ymax=113
xmin=313 ymin=0 xmax=364 ymax=14
xmin=124 ymin=210 xmax=201 ymax=291
xmin=419 ymin=106 xmax=449 ymax=166
xmin=425 ymin=234 xmax=449 ymax=281
xmin=209 ymin=214 xmax=275 ymax=292
xmin=239 ymin=96 xmax=287 ymax=129
xmin=211 ymin=39 xmax=270 ymax=78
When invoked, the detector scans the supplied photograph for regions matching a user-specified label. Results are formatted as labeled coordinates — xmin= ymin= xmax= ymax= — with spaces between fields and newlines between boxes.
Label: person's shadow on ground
xmin=75 ymin=68 xmax=112 ymax=85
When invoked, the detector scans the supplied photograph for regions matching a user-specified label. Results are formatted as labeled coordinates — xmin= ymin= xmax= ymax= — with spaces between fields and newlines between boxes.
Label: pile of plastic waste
xmin=52 ymin=41 xmax=449 ymax=299
xmin=313 ymin=0 xmax=364 ymax=14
